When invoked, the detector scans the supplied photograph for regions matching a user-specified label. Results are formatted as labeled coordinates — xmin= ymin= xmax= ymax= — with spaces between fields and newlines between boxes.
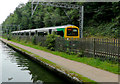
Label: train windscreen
xmin=67 ymin=28 xmax=78 ymax=36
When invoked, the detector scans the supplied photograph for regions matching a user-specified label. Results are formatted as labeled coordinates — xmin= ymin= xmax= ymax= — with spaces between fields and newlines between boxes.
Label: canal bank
xmin=0 ymin=38 xmax=119 ymax=83
xmin=1 ymin=41 xmax=68 ymax=83
xmin=0 ymin=38 xmax=83 ymax=84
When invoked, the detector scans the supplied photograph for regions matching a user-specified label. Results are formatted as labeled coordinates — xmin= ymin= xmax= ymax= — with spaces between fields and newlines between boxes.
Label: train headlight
xmin=67 ymin=38 xmax=69 ymax=40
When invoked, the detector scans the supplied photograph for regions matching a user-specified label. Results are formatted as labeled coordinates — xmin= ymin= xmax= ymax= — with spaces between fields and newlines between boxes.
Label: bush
xmin=77 ymin=50 xmax=84 ymax=57
xmin=7 ymin=34 xmax=11 ymax=40
xmin=32 ymin=36 xmax=37 ymax=45
xmin=66 ymin=48 xmax=70 ymax=54
xmin=38 ymin=42 xmax=42 ymax=46
xmin=45 ymin=33 xmax=58 ymax=51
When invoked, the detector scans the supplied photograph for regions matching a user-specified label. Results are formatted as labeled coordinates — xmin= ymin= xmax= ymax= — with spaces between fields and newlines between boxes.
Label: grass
xmin=1 ymin=37 xmax=119 ymax=75
xmin=7 ymin=42 xmax=96 ymax=83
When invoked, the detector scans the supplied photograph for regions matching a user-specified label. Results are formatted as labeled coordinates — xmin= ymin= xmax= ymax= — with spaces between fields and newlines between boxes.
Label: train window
xmin=31 ymin=32 xmax=35 ymax=36
xmin=43 ymin=32 xmax=48 ymax=36
xmin=26 ymin=32 xmax=29 ymax=36
xmin=35 ymin=31 xmax=38 ymax=36
xmin=21 ymin=33 xmax=24 ymax=35
xmin=38 ymin=32 xmax=47 ymax=36
xmin=57 ymin=31 xmax=64 ymax=37
xmin=38 ymin=32 xmax=43 ymax=36
xmin=67 ymin=28 xmax=78 ymax=36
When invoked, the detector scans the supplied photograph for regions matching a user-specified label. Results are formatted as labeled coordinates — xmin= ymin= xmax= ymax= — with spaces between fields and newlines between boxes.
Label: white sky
xmin=0 ymin=0 xmax=28 ymax=25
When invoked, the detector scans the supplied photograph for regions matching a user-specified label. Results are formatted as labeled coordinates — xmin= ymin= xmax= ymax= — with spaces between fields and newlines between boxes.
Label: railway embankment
xmin=0 ymin=38 xmax=119 ymax=83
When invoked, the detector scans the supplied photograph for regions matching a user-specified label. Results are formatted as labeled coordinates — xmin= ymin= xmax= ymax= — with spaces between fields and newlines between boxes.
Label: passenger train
xmin=12 ymin=25 xmax=80 ymax=39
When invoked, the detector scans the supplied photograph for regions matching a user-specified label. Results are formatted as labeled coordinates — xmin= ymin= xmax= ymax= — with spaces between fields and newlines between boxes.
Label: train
xmin=11 ymin=25 xmax=80 ymax=39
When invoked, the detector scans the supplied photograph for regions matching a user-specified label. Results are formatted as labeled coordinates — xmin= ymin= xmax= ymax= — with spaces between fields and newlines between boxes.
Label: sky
xmin=0 ymin=0 xmax=28 ymax=25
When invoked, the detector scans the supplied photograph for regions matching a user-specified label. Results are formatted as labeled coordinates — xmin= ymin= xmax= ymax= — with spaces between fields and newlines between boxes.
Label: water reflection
xmin=0 ymin=41 xmax=2 ymax=84
xmin=1 ymin=42 xmax=67 ymax=83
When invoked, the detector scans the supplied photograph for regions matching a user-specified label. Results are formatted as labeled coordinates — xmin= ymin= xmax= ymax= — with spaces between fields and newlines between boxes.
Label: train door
xmin=57 ymin=31 xmax=64 ymax=37
xmin=49 ymin=29 xmax=52 ymax=34
xmin=35 ymin=30 xmax=38 ymax=36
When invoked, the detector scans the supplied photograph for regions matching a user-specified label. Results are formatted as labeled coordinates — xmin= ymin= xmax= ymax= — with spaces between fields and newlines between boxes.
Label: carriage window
xmin=31 ymin=32 xmax=35 ymax=36
xmin=21 ymin=33 xmax=24 ymax=35
xmin=67 ymin=28 xmax=78 ymax=36
xmin=43 ymin=32 xmax=48 ymax=36
xmin=57 ymin=31 xmax=64 ymax=37
xmin=26 ymin=32 xmax=29 ymax=36
xmin=38 ymin=32 xmax=43 ymax=36
xmin=38 ymin=32 xmax=48 ymax=36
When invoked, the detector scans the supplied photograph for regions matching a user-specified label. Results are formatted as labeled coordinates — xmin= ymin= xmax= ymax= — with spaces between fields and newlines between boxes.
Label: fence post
xmin=118 ymin=39 xmax=120 ymax=63
xmin=69 ymin=40 xmax=71 ymax=54
xmin=93 ymin=38 xmax=95 ymax=58
xmin=106 ymin=38 xmax=108 ymax=60
xmin=55 ymin=37 xmax=58 ymax=51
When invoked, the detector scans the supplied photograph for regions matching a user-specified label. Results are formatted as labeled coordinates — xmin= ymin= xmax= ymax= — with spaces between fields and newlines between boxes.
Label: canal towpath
xmin=0 ymin=38 xmax=119 ymax=82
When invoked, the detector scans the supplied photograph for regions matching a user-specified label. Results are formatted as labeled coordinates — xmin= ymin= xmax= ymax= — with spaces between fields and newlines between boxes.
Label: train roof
xmin=37 ymin=24 xmax=74 ymax=29
xmin=12 ymin=24 xmax=76 ymax=33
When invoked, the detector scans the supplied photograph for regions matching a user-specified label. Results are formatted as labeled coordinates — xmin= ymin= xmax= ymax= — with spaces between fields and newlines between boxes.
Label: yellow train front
xmin=55 ymin=25 xmax=80 ymax=40
xmin=63 ymin=25 xmax=80 ymax=40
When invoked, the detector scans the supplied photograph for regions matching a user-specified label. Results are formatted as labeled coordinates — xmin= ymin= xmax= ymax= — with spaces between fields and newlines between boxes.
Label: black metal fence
xmin=55 ymin=37 xmax=120 ymax=62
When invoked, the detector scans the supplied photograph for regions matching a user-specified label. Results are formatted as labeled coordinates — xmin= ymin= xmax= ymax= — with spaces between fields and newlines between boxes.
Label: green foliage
xmin=38 ymin=42 xmax=42 ymax=46
xmin=32 ymin=36 xmax=37 ymax=45
xmin=2 ymin=2 xmax=120 ymax=38
xmin=7 ymin=35 xmax=11 ymax=40
xmin=46 ymin=33 xmax=58 ymax=51
xmin=70 ymin=51 xmax=76 ymax=55
xmin=43 ymin=13 xmax=53 ymax=27
xmin=77 ymin=50 xmax=84 ymax=57
xmin=66 ymin=48 xmax=70 ymax=54
xmin=7 ymin=34 xmax=12 ymax=40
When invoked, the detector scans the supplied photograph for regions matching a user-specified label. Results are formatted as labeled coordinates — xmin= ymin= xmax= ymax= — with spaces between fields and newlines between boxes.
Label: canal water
xmin=0 ymin=41 xmax=68 ymax=84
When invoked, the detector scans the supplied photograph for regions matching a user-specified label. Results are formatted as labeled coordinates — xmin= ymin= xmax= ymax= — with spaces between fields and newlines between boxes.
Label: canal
xmin=0 ymin=41 xmax=68 ymax=84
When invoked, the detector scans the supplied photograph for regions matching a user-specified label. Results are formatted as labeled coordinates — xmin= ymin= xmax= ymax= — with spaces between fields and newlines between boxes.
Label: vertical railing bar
xmin=113 ymin=39 xmax=115 ymax=62
xmin=106 ymin=38 xmax=108 ymax=61
xmin=93 ymin=38 xmax=95 ymax=58
xmin=118 ymin=39 xmax=119 ymax=63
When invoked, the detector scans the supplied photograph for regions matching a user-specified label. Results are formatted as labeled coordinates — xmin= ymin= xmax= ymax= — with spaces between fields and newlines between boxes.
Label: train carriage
xmin=11 ymin=25 xmax=80 ymax=39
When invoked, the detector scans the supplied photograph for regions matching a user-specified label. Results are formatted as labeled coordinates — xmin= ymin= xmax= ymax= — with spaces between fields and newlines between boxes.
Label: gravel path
xmin=1 ymin=38 xmax=119 ymax=82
